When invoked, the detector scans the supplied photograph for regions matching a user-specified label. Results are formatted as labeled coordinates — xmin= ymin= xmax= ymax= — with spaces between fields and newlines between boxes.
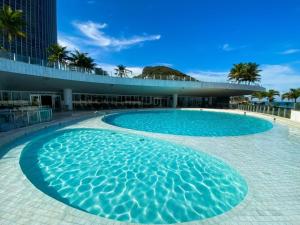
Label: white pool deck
xmin=0 ymin=108 xmax=300 ymax=225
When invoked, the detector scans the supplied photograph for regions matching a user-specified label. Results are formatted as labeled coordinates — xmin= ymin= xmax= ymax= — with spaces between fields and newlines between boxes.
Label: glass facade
xmin=72 ymin=93 xmax=171 ymax=109
xmin=0 ymin=0 xmax=57 ymax=60
xmin=0 ymin=90 xmax=230 ymax=110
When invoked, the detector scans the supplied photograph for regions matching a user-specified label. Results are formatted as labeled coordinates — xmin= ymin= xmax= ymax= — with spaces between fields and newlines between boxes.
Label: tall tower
xmin=0 ymin=0 xmax=57 ymax=60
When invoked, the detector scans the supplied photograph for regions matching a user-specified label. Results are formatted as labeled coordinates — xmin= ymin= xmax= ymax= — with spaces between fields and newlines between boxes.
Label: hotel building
xmin=0 ymin=0 xmax=57 ymax=60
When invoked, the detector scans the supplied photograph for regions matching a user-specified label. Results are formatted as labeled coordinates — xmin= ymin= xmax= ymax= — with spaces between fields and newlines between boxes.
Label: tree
xmin=282 ymin=88 xmax=300 ymax=103
xmin=265 ymin=89 xmax=280 ymax=102
xmin=115 ymin=65 xmax=132 ymax=78
xmin=95 ymin=67 xmax=109 ymax=76
xmin=69 ymin=50 xmax=96 ymax=72
xmin=228 ymin=63 xmax=244 ymax=83
xmin=228 ymin=62 xmax=261 ymax=84
xmin=0 ymin=5 xmax=26 ymax=50
xmin=251 ymin=92 xmax=266 ymax=101
xmin=243 ymin=63 xmax=261 ymax=84
xmin=47 ymin=44 xmax=69 ymax=65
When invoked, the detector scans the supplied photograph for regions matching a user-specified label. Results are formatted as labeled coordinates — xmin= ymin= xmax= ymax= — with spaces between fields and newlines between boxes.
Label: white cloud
xmin=96 ymin=63 xmax=116 ymax=73
xmin=58 ymin=34 xmax=81 ymax=51
xmin=260 ymin=64 xmax=300 ymax=93
xmin=72 ymin=21 xmax=161 ymax=50
xmin=221 ymin=43 xmax=247 ymax=52
xmin=222 ymin=43 xmax=234 ymax=51
xmin=280 ymin=49 xmax=300 ymax=55
xmin=128 ymin=66 xmax=144 ymax=76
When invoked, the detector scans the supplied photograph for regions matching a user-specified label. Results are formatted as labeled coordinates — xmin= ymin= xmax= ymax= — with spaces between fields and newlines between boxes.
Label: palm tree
xmin=69 ymin=50 xmax=96 ymax=72
xmin=228 ymin=63 xmax=244 ymax=83
xmin=282 ymin=88 xmax=300 ymax=103
xmin=228 ymin=62 xmax=261 ymax=84
xmin=0 ymin=5 xmax=26 ymax=51
xmin=47 ymin=44 xmax=69 ymax=68
xmin=243 ymin=63 xmax=261 ymax=84
xmin=115 ymin=65 xmax=132 ymax=78
xmin=251 ymin=91 xmax=266 ymax=102
xmin=265 ymin=89 xmax=280 ymax=102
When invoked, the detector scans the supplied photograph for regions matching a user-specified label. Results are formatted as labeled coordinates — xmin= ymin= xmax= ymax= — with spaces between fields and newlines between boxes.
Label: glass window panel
xmin=2 ymin=92 xmax=11 ymax=101
xmin=12 ymin=92 xmax=22 ymax=100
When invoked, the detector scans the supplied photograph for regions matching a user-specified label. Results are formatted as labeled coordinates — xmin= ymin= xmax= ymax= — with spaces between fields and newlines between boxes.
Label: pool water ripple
xmin=103 ymin=110 xmax=273 ymax=136
xmin=20 ymin=129 xmax=248 ymax=224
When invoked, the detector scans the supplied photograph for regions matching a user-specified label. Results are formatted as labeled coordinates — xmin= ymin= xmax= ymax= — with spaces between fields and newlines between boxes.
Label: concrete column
xmin=63 ymin=88 xmax=73 ymax=111
xmin=172 ymin=94 xmax=178 ymax=108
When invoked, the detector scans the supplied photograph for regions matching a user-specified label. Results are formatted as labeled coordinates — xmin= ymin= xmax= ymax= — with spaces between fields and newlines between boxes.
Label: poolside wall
xmin=291 ymin=110 xmax=300 ymax=122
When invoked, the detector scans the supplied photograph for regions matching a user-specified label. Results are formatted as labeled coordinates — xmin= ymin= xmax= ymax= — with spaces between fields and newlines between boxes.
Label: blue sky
xmin=57 ymin=0 xmax=300 ymax=93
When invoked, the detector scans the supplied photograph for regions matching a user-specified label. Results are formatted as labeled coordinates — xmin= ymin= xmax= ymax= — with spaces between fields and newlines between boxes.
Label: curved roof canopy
xmin=0 ymin=59 xmax=265 ymax=96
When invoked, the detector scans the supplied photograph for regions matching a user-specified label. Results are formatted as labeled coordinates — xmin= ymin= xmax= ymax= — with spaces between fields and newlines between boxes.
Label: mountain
xmin=134 ymin=66 xmax=199 ymax=81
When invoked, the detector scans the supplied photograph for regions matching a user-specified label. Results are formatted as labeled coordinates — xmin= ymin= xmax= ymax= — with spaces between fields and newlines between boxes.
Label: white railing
xmin=235 ymin=104 xmax=292 ymax=118
xmin=0 ymin=51 xmax=261 ymax=85
xmin=0 ymin=107 xmax=52 ymax=132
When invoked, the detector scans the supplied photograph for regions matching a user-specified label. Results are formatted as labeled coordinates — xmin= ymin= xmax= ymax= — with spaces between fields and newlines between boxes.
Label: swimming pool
xmin=103 ymin=110 xmax=273 ymax=136
xmin=20 ymin=128 xmax=248 ymax=224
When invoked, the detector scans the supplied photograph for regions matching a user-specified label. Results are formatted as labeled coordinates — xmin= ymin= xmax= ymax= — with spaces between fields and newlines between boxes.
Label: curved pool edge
xmin=19 ymin=127 xmax=249 ymax=224
xmin=101 ymin=109 xmax=275 ymax=138
xmin=1 ymin=108 xmax=300 ymax=225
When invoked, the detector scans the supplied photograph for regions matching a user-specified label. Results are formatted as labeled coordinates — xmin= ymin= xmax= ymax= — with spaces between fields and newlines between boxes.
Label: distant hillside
xmin=134 ymin=66 xmax=199 ymax=81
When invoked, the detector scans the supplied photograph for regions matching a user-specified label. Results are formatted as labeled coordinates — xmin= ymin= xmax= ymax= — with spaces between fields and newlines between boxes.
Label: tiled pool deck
xmin=0 ymin=109 xmax=300 ymax=225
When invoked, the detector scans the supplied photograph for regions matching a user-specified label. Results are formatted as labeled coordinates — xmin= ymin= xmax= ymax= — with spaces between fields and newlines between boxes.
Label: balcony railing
xmin=235 ymin=104 xmax=293 ymax=119
xmin=0 ymin=107 xmax=52 ymax=132
xmin=0 ymin=51 xmax=262 ymax=85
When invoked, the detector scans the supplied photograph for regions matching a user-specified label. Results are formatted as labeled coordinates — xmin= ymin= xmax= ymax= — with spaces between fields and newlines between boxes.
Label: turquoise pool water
xmin=20 ymin=129 xmax=248 ymax=224
xmin=103 ymin=110 xmax=273 ymax=136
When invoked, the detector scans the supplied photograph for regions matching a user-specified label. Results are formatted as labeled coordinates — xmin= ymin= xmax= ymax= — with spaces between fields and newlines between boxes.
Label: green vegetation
xmin=135 ymin=66 xmax=198 ymax=81
xmin=115 ymin=65 xmax=132 ymax=77
xmin=252 ymin=89 xmax=280 ymax=103
xmin=69 ymin=50 xmax=96 ymax=72
xmin=251 ymin=88 xmax=300 ymax=105
xmin=228 ymin=63 xmax=261 ymax=84
xmin=47 ymin=44 xmax=108 ymax=75
xmin=0 ymin=5 xmax=26 ymax=49
xmin=282 ymin=88 xmax=300 ymax=103
xmin=251 ymin=92 xmax=267 ymax=101
xmin=265 ymin=89 xmax=280 ymax=102
xmin=47 ymin=44 xmax=69 ymax=64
